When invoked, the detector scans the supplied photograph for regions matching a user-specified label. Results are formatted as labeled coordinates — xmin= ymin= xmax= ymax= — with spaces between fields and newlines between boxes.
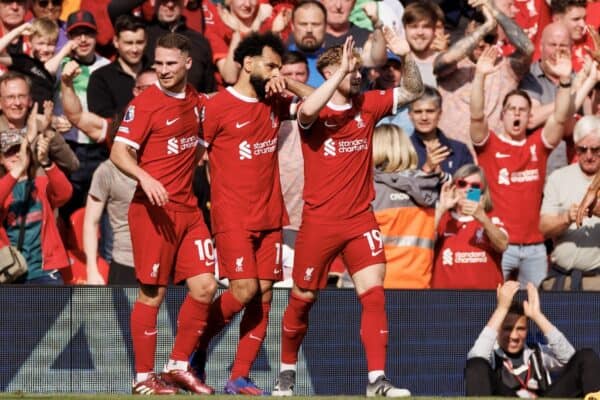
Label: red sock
xmin=230 ymin=299 xmax=271 ymax=379
xmin=170 ymin=295 xmax=210 ymax=362
xmin=359 ymin=286 xmax=388 ymax=372
xmin=281 ymin=293 xmax=314 ymax=365
xmin=197 ymin=290 xmax=244 ymax=350
xmin=131 ymin=301 xmax=159 ymax=373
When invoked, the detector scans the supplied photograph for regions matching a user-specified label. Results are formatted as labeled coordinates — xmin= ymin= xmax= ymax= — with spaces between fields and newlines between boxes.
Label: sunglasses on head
xmin=455 ymin=179 xmax=482 ymax=190
xmin=37 ymin=0 xmax=62 ymax=7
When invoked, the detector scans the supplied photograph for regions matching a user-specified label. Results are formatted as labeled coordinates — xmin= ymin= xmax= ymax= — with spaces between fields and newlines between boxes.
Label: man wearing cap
xmin=53 ymin=10 xmax=109 ymax=220
xmin=108 ymin=0 xmax=216 ymax=94
xmin=0 ymin=71 xmax=79 ymax=174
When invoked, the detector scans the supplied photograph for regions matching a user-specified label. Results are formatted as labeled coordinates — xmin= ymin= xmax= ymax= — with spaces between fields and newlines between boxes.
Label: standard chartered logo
xmin=167 ymin=138 xmax=179 ymax=155
xmin=324 ymin=138 xmax=336 ymax=156
xmin=239 ymin=140 xmax=252 ymax=160
xmin=442 ymin=248 xmax=453 ymax=266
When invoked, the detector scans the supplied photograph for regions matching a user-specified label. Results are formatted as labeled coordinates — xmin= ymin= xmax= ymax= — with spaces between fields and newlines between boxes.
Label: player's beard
xmin=250 ymin=74 xmax=269 ymax=100
xmin=297 ymin=36 xmax=321 ymax=53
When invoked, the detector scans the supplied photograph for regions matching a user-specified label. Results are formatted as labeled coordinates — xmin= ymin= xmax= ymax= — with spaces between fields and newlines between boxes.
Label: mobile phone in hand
xmin=466 ymin=187 xmax=481 ymax=202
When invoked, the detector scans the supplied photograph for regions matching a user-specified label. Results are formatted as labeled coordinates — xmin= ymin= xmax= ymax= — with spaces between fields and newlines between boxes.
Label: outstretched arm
xmin=297 ymin=37 xmax=355 ymax=127
xmin=433 ymin=5 xmax=497 ymax=78
xmin=61 ymin=60 xmax=108 ymax=142
xmin=470 ymin=46 xmax=500 ymax=144
xmin=485 ymin=3 xmax=534 ymax=78
xmin=542 ymin=50 xmax=575 ymax=147
xmin=382 ymin=26 xmax=423 ymax=106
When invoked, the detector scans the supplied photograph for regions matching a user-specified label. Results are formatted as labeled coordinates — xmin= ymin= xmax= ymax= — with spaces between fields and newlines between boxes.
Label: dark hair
xmin=283 ymin=50 xmax=308 ymax=67
xmin=507 ymin=301 xmax=525 ymax=317
xmin=502 ymin=89 xmax=532 ymax=109
xmin=292 ymin=0 xmax=327 ymax=21
xmin=551 ymin=0 xmax=587 ymax=15
xmin=234 ymin=32 xmax=286 ymax=65
xmin=156 ymin=32 xmax=191 ymax=54
xmin=402 ymin=0 xmax=438 ymax=27
xmin=114 ymin=14 xmax=146 ymax=36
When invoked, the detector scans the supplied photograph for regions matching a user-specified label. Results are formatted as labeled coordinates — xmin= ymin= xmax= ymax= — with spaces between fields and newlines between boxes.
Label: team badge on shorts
xmin=124 ymin=105 xmax=135 ymax=122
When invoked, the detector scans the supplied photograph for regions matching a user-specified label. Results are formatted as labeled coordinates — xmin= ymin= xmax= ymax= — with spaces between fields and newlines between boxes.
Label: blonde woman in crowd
xmin=371 ymin=123 xmax=447 ymax=288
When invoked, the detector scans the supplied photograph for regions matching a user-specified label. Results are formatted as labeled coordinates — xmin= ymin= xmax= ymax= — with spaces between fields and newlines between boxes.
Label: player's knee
xmin=230 ymin=279 xmax=259 ymax=304
xmin=188 ymin=276 xmax=218 ymax=303
xmin=138 ymin=284 xmax=166 ymax=306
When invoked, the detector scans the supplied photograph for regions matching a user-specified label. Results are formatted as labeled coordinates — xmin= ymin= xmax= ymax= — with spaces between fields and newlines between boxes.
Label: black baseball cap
xmin=66 ymin=11 xmax=97 ymax=34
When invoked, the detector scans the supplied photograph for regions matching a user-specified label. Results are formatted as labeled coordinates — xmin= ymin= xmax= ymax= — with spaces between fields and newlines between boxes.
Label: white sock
xmin=136 ymin=372 xmax=152 ymax=383
xmin=281 ymin=363 xmax=297 ymax=373
xmin=165 ymin=359 xmax=188 ymax=371
xmin=368 ymin=370 xmax=385 ymax=384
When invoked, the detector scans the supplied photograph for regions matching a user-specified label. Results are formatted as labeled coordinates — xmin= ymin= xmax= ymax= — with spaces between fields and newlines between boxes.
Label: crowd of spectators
xmin=1 ymin=0 xmax=600 ymax=290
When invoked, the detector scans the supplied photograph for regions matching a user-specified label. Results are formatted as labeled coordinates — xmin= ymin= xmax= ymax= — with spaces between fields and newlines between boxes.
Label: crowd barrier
xmin=1 ymin=287 xmax=599 ymax=395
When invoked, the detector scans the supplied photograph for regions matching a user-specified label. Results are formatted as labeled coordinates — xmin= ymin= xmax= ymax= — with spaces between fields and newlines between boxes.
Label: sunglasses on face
xmin=455 ymin=179 xmax=482 ymax=190
xmin=37 ymin=0 xmax=61 ymax=6
xmin=575 ymin=145 xmax=600 ymax=156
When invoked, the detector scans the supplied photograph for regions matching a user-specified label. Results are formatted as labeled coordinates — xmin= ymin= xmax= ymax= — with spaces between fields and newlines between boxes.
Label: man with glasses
xmin=471 ymin=44 xmax=575 ymax=287
xmin=540 ymin=116 xmax=600 ymax=290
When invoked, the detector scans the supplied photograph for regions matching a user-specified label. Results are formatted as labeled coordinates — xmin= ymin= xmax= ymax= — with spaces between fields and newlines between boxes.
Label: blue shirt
xmin=287 ymin=41 xmax=325 ymax=88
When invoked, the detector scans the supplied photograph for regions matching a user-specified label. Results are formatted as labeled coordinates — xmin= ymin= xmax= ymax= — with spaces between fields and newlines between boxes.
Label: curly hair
xmin=234 ymin=32 xmax=286 ymax=65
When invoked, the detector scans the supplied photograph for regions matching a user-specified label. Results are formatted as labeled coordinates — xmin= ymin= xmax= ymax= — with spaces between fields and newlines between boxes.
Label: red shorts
xmin=214 ymin=229 xmax=283 ymax=281
xmin=293 ymin=212 xmax=386 ymax=290
xmin=129 ymin=201 xmax=215 ymax=285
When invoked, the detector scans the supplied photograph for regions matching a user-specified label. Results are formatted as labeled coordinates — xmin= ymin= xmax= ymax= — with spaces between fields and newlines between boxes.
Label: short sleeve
xmin=88 ymin=162 xmax=111 ymax=204
xmin=540 ymin=171 xmax=562 ymax=215
xmin=114 ymin=99 xmax=152 ymax=150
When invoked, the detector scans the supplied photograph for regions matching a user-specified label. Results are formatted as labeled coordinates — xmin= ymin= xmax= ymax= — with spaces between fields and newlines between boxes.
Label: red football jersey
xmin=431 ymin=211 xmax=504 ymax=289
xmin=201 ymin=86 xmax=291 ymax=234
xmin=114 ymin=82 xmax=203 ymax=211
xmin=300 ymin=89 xmax=395 ymax=220
xmin=475 ymin=129 xmax=551 ymax=244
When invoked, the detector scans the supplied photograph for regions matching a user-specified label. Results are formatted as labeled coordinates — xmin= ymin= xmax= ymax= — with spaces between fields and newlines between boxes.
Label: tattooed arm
xmin=433 ymin=6 xmax=497 ymax=78
xmin=382 ymin=26 xmax=424 ymax=106
xmin=488 ymin=3 xmax=534 ymax=79
xmin=396 ymin=55 xmax=424 ymax=106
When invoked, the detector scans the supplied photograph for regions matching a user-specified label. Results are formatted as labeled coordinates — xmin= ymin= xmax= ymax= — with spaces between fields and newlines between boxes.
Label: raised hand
xmin=475 ymin=45 xmax=501 ymax=76
xmin=25 ymin=102 xmax=39 ymax=142
xmin=459 ymin=198 xmax=485 ymax=221
xmin=423 ymin=140 xmax=450 ymax=173
xmin=382 ymin=26 xmax=410 ymax=56
xmin=340 ymin=36 xmax=357 ymax=75
xmin=9 ymin=136 xmax=30 ymax=179
xmin=546 ymin=49 xmax=573 ymax=80
xmin=576 ymin=188 xmax=598 ymax=226
xmin=438 ymin=181 xmax=459 ymax=212
xmin=36 ymin=132 xmax=52 ymax=166
xmin=271 ymin=8 xmax=291 ymax=34
xmin=496 ymin=280 xmax=520 ymax=311
xmin=523 ymin=282 xmax=542 ymax=319
xmin=61 ymin=60 xmax=81 ymax=86
xmin=585 ymin=24 xmax=600 ymax=64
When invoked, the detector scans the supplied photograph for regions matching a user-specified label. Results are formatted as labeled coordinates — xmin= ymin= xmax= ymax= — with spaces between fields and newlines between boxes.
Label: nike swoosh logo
xmin=144 ymin=330 xmax=158 ymax=336
xmin=324 ymin=121 xmax=337 ymax=128
xmin=495 ymin=152 xmax=510 ymax=158
xmin=236 ymin=121 xmax=251 ymax=128
xmin=249 ymin=334 xmax=262 ymax=341
xmin=283 ymin=326 xmax=297 ymax=333
xmin=166 ymin=118 xmax=179 ymax=126
xmin=371 ymin=249 xmax=383 ymax=257
xmin=205 ymin=261 xmax=215 ymax=266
